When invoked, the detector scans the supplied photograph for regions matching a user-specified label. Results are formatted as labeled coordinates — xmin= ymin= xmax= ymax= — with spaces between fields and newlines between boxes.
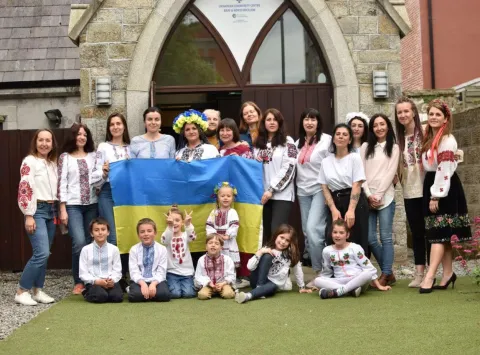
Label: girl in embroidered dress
xmin=254 ymin=108 xmax=297 ymax=243
xmin=174 ymin=110 xmax=219 ymax=162
xmin=130 ymin=107 xmax=175 ymax=159
xmin=161 ymin=206 xmax=197 ymax=299
xmin=239 ymin=101 xmax=261 ymax=147
xmin=235 ymin=224 xmax=311 ymax=304
xmin=15 ymin=129 xmax=58 ymax=306
xmin=315 ymin=219 xmax=391 ymax=299
xmin=346 ymin=112 xmax=369 ymax=153
xmin=360 ymin=114 xmax=400 ymax=287
xmin=58 ymin=123 xmax=99 ymax=295
xmin=218 ymin=118 xmax=253 ymax=158
xmin=419 ymin=100 xmax=471 ymax=293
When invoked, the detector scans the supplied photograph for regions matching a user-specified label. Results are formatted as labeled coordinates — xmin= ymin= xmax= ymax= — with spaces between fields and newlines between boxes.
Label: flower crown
xmin=429 ymin=99 xmax=452 ymax=119
xmin=213 ymin=182 xmax=238 ymax=196
xmin=173 ymin=109 xmax=209 ymax=134
xmin=345 ymin=112 xmax=370 ymax=125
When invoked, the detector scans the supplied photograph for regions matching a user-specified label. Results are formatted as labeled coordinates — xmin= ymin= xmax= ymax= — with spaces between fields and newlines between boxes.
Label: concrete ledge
xmin=0 ymin=86 xmax=80 ymax=99
xmin=377 ymin=0 xmax=411 ymax=37
xmin=69 ymin=0 xmax=106 ymax=44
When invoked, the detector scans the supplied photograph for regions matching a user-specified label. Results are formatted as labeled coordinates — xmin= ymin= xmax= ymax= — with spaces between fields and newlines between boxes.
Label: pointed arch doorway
xmin=152 ymin=1 xmax=334 ymax=136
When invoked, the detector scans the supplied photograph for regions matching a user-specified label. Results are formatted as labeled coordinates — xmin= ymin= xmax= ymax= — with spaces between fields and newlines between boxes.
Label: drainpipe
xmin=427 ymin=0 xmax=435 ymax=89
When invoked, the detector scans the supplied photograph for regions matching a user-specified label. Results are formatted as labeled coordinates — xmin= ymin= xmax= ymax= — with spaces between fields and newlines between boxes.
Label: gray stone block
xmin=25 ymin=48 xmax=48 ymax=60
xmin=11 ymin=28 xmax=32 ymax=38
xmin=3 ymin=71 xmax=24 ymax=82
xmin=0 ymin=50 xmax=7 ymax=61
xmin=35 ymin=59 xmax=56 ymax=70
xmin=359 ymin=16 xmax=377 ymax=34
xmin=64 ymin=70 xmax=80 ymax=80
xmin=338 ymin=17 xmax=359 ymax=34
xmin=122 ymin=25 xmax=143 ymax=42
xmin=0 ymin=28 xmax=13 ymax=39
xmin=352 ymin=35 xmax=369 ymax=50
xmin=65 ymin=47 xmax=79 ymax=59
xmin=46 ymin=48 xmax=66 ymax=59
xmin=40 ymin=16 xmax=62 ymax=27
xmin=87 ymin=23 xmax=122 ymax=43
xmin=349 ymin=1 xmax=378 ymax=16
xmin=80 ymin=44 xmax=108 ymax=68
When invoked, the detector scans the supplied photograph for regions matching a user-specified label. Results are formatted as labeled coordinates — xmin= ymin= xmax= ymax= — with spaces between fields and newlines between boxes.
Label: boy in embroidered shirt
xmin=79 ymin=218 xmax=123 ymax=303
xmin=128 ymin=218 xmax=170 ymax=302
xmin=161 ymin=206 xmax=196 ymax=298
xmin=194 ymin=234 xmax=236 ymax=300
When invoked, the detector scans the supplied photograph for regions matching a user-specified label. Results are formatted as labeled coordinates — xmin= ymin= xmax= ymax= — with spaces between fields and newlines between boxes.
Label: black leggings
xmin=404 ymin=198 xmax=430 ymax=265
xmin=249 ymin=254 xmax=278 ymax=300
xmin=128 ymin=281 xmax=171 ymax=302
xmin=262 ymin=200 xmax=292 ymax=244
xmin=84 ymin=283 xmax=123 ymax=303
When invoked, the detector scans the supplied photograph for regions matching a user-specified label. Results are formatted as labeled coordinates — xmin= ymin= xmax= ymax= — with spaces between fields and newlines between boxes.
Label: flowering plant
xmin=451 ymin=216 xmax=480 ymax=286
xmin=173 ymin=109 xmax=208 ymax=134
xmin=213 ymin=182 xmax=238 ymax=196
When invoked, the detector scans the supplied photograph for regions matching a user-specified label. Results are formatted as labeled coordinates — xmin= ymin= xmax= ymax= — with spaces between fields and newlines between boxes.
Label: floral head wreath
xmin=213 ymin=182 xmax=238 ymax=196
xmin=173 ymin=109 xmax=209 ymax=134
xmin=345 ymin=112 xmax=370 ymax=125
xmin=428 ymin=99 xmax=452 ymax=120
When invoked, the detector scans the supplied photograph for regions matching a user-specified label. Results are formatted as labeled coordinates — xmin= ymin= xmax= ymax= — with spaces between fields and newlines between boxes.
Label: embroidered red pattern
xmin=57 ymin=153 xmax=66 ymax=197
xmin=20 ymin=163 xmax=30 ymax=177
xmin=18 ymin=180 xmax=33 ymax=211
xmin=287 ymin=143 xmax=298 ymax=158
xmin=172 ymin=236 xmax=185 ymax=264
xmin=205 ymin=254 xmax=224 ymax=284
xmin=437 ymin=150 xmax=455 ymax=163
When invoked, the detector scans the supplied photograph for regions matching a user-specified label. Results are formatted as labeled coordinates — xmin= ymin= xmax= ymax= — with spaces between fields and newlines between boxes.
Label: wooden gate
xmin=0 ymin=129 xmax=72 ymax=271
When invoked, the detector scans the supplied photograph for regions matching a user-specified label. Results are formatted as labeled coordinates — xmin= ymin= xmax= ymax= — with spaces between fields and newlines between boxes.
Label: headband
xmin=345 ymin=112 xmax=370 ymax=125
xmin=213 ymin=182 xmax=238 ymax=196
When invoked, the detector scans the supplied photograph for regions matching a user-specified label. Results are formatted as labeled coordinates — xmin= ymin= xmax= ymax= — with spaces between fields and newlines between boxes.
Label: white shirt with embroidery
xmin=205 ymin=208 xmax=240 ymax=265
xmin=161 ymin=224 xmax=196 ymax=277
xmin=91 ymin=142 xmax=131 ymax=188
xmin=79 ymin=241 xmax=122 ymax=285
xmin=57 ymin=152 xmax=98 ymax=205
xmin=175 ymin=143 xmax=219 ymax=162
xmin=130 ymin=134 xmax=175 ymax=159
xmin=129 ymin=242 xmax=168 ymax=284
xmin=422 ymin=134 xmax=458 ymax=198
xmin=402 ymin=132 xmax=425 ymax=199
xmin=247 ymin=250 xmax=305 ymax=290
xmin=321 ymin=243 xmax=378 ymax=280
xmin=194 ymin=254 xmax=236 ymax=288
xmin=17 ymin=155 xmax=58 ymax=216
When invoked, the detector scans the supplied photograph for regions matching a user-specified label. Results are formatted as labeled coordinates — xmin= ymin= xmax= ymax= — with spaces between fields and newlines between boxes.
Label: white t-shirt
xmin=318 ymin=153 xmax=365 ymax=191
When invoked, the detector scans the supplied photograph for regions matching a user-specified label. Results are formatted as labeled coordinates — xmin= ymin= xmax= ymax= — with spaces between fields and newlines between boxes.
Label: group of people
xmin=14 ymin=97 xmax=471 ymax=306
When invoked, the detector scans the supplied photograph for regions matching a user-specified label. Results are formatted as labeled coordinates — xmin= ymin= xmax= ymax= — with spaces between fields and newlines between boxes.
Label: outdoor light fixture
xmin=96 ymin=77 xmax=112 ymax=105
xmin=44 ymin=109 xmax=62 ymax=126
xmin=372 ymin=71 xmax=389 ymax=98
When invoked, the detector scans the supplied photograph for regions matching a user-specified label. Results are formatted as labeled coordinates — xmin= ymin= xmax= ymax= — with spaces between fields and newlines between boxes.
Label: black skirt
xmin=423 ymin=172 xmax=472 ymax=244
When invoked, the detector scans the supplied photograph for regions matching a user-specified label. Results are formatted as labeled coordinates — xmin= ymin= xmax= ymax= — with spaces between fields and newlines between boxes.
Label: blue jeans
xmin=298 ymin=191 xmax=328 ymax=272
xmin=166 ymin=273 xmax=196 ymax=299
xmin=67 ymin=204 xmax=98 ymax=284
xmin=250 ymin=254 xmax=278 ymax=300
xmin=98 ymin=183 xmax=116 ymax=245
xmin=19 ymin=202 xmax=56 ymax=290
xmin=368 ymin=201 xmax=395 ymax=275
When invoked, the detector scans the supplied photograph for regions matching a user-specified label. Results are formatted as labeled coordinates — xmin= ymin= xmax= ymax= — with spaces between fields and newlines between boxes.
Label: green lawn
xmin=1 ymin=279 xmax=479 ymax=355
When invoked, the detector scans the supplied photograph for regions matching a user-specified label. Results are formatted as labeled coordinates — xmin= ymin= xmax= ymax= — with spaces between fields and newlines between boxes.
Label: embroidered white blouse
xmin=194 ymin=254 xmax=236 ymax=288
xmin=254 ymin=136 xmax=297 ymax=202
xmin=130 ymin=134 xmax=175 ymax=159
xmin=175 ymin=143 xmax=219 ymax=162
xmin=79 ymin=241 xmax=122 ymax=285
xmin=91 ymin=142 xmax=131 ymax=187
xmin=247 ymin=250 xmax=305 ymax=290
xmin=422 ymin=134 xmax=458 ymax=198
xmin=58 ymin=152 xmax=98 ymax=205
xmin=17 ymin=155 xmax=58 ymax=216
xmin=129 ymin=242 xmax=168 ymax=284
xmin=161 ymin=224 xmax=196 ymax=277
xmin=206 ymin=208 xmax=240 ymax=265
xmin=402 ymin=132 xmax=425 ymax=199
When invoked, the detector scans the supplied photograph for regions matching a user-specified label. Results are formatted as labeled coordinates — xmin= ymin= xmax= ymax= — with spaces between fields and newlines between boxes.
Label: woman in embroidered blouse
xmin=254 ymin=108 xmax=297 ymax=243
xmin=174 ymin=110 xmax=219 ymax=162
xmin=346 ymin=112 xmax=369 ymax=153
xmin=318 ymin=123 xmax=369 ymax=254
xmin=91 ymin=113 xmax=131 ymax=246
xmin=130 ymin=106 xmax=175 ymax=159
xmin=239 ymin=101 xmax=261 ymax=147
xmin=419 ymin=99 xmax=471 ymax=293
xmin=58 ymin=123 xmax=98 ymax=295
xmin=218 ymin=118 xmax=253 ymax=158
xmin=295 ymin=108 xmax=331 ymax=281
xmin=15 ymin=129 xmax=59 ymax=306
xmin=360 ymin=114 xmax=399 ymax=287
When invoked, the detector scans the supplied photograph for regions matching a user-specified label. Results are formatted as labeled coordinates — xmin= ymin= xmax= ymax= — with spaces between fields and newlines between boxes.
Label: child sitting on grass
xmin=315 ymin=219 xmax=391 ymax=299
xmin=79 ymin=218 xmax=123 ymax=303
xmin=235 ymin=224 xmax=312 ymax=304
xmin=128 ymin=218 xmax=170 ymax=302
xmin=161 ymin=206 xmax=196 ymax=298
xmin=194 ymin=234 xmax=236 ymax=300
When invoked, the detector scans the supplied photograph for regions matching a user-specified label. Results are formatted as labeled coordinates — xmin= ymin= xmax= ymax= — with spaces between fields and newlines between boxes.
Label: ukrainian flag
xmin=109 ymin=156 xmax=263 ymax=254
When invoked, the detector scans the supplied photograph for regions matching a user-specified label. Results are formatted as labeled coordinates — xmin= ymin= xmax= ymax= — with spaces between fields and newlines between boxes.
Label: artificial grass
xmin=1 ymin=279 xmax=479 ymax=355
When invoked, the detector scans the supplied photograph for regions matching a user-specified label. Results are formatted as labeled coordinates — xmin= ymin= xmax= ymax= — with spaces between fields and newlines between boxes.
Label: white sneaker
xmin=349 ymin=287 xmax=362 ymax=297
xmin=233 ymin=279 xmax=250 ymax=290
xmin=15 ymin=292 xmax=38 ymax=306
xmin=235 ymin=292 xmax=248 ymax=304
xmin=32 ymin=290 xmax=55 ymax=304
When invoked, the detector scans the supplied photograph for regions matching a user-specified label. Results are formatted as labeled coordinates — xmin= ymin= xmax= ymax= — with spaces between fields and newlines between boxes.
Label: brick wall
xmin=401 ymin=0 xmax=424 ymax=90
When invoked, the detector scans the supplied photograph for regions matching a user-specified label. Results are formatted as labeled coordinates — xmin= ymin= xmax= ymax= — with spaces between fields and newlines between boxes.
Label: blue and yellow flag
xmin=109 ymin=156 xmax=263 ymax=254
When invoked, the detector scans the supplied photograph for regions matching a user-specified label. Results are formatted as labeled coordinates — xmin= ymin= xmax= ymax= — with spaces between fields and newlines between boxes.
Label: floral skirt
xmin=423 ymin=172 xmax=472 ymax=244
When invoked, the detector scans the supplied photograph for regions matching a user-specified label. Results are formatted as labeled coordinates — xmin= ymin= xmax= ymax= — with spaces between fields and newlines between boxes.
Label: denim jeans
xmin=19 ymin=202 xmax=56 ymax=290
xmin=249 ymin=254 xmax=278 ymax=300
xmin=67 ymin=204 xmax=98 ymax=284
xmin=298 ymin=191 xmax=328 ymax=272
xmin=98 ymin=183 xmax=117 ymax=245
xmin=166 ymin=273 xmax=196 ymax=299
xmin=368 ymin=201 xmax=395 ymax=275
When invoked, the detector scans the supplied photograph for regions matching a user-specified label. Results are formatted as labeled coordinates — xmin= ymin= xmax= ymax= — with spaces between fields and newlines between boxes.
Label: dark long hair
xmin=365 ymin=114 xmax=397 ymax=159
xmin=329 ymin=123 xmax=354 ymax=154
xmin=255 ymin=108 xmax=287 ymax=149
xmin=298 ymin=108 xmax=323 ymax=149
xmin=143 ymin=106 xmax=161 ymax=122
xmin=29 ymin=128 xmax=58 ymax=163
xmin=217 ymin=118 xmax=240 ymax=143
xmin=348 ymin=117 xmax=369 ymax=144
xmin=105 ymin=112 xmax=131 ymax=144
xmin=176 ymin=122 xmax=209 ymax=150
xmin=266 ymin=224 xmax=300 ymax=266
xmin=62 ymin=123 xmax=95 ymax=153
xmin=394 ymin=97 xmax=423 ymax=152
